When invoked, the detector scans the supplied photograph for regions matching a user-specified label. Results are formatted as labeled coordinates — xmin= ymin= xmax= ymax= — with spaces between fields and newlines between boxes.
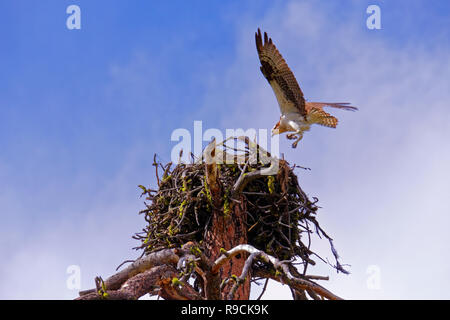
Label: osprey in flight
xmin=255 ymin=29 xmax=357 ymax=148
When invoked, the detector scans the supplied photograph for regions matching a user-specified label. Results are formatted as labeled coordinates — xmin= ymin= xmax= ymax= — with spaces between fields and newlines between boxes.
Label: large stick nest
xmin=133 ymin=137 xmax=348 ymax=274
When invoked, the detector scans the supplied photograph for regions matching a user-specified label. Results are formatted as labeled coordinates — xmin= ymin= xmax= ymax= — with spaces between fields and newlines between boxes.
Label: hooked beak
xmin=272 ymin=121 xmax=281 ymax=137
xmin=271 ymin=129 xmax=279 ymax=137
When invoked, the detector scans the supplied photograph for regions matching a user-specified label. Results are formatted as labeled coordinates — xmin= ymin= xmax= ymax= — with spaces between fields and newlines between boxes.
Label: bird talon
xmin=286 ymin=134 xmax=297 ymax=140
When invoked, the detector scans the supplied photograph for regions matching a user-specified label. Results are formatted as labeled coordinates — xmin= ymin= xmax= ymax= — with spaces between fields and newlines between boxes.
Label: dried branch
xmin=76 ymin=265 xmax=202 ymax=300
xmin=216 ymin=244 xmax=342 ymax=300
xmin=79 ymin=248 xmax=182 ymax=297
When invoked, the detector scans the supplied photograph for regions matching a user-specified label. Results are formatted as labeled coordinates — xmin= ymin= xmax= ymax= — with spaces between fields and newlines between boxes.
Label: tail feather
xmin=306 ymin=102 xmax=358 ymax=111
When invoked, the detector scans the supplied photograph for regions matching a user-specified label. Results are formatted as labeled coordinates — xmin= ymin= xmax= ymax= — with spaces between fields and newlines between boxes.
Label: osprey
xmin=255 ymin=28 xmax=357 ymax=148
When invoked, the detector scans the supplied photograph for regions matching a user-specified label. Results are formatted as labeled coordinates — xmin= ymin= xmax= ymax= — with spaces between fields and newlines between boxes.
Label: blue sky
xmin=0 ymin=0 xmax=449 ymax=299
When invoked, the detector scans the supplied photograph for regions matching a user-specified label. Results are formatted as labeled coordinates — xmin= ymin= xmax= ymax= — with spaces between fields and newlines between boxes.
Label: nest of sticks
xmin=133 ymin=137 xmax=348 ymax=275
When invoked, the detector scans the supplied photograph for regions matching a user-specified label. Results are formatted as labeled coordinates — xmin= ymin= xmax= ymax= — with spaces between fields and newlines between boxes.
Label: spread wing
xmin=255 ymin=28 xmax=306 ymax=117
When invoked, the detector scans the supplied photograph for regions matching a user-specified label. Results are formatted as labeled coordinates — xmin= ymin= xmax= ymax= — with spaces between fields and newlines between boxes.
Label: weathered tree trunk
xmin=203 ymin=148 xmax=250 ymax=300
xmin=205 ymin=195 xmax=249 ymax=299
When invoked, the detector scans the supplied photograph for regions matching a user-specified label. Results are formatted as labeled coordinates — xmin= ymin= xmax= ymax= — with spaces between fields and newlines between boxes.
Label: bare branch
xmin=76 ymin=265 xmax=195 ymax=300
xmin=212 ymin=244 xmax=277 ymax=274
xmin=79 ymin=248 xmax=181 ymax=297
xmin=215 ymin=244 xmax=343 ymax=300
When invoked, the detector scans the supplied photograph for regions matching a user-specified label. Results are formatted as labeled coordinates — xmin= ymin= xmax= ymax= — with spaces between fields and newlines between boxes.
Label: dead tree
xmin=77 ymin=137 xmax=348 ymax=300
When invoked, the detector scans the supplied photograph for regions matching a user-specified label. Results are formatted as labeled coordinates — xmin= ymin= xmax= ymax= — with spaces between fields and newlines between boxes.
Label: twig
xmin=256 ymin=278 xmax=269 ymax=300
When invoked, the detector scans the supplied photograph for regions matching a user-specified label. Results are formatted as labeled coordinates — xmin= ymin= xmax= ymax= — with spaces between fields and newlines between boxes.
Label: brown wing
xmin=255 ymin=28 xmax=306 ymax=117
xmin=308 ymin=107 xmax=338 ymax=128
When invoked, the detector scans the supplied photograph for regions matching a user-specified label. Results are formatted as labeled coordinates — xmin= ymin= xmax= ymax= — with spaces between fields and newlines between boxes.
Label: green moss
xmin=171 ymin=277 xmax=183 ymax=286
xmin=267 ymin=175 xmax=275 ymax=194
xmin=168 ymin=224 xmax=179 ymax=236
xmin=98 ymin=279 xmax=109 ymax=299
xmin=178 ymin=200 xmax=187 ymax=218
xmin=223 ymin=190 xmax=231 ymax=217
xmin=190 ymin=246 xmax=202 ymax=257
xmin=181 ymin=177 xmax=192 ymax=193
xmin=203 ymin=176 xmax=213 ymax=204
xmin=138 ymin=184 xmax=147 ymax=194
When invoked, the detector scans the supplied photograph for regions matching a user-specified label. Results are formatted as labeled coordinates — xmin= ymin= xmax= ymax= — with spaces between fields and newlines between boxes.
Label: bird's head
xmin=271 ymin=121 xmax=287 ymax=137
